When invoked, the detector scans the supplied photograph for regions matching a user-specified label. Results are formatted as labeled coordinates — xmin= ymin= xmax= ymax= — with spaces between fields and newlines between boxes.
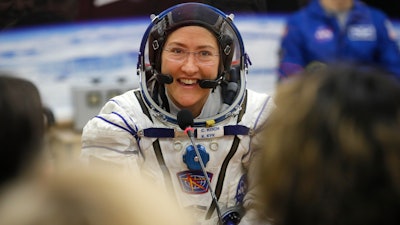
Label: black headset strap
xmin=135 ymin=89 xmax=249 ymax=218
xmin=134 ymin=90 xmax=152 ymax=122
xmin=237 ymin=90 xmax=247 ymax=122
xmin=134 ymin=90 xmax=177 ymax=200
xmin=206 ymin=135 xmax=241 ymax=219
xmin=205 ymin=90 xmax=247 ymax=219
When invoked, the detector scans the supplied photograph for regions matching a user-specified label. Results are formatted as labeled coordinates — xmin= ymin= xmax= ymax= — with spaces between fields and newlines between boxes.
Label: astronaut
xmin=278 ymin=0 xmax=400 ymax=81
xmin=81 ymin=3 xmax=275 ymax=225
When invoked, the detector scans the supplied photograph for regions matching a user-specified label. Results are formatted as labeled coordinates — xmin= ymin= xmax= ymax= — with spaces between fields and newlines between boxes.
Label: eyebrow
xmin=164 ymin=42 xmax=218 ymax=50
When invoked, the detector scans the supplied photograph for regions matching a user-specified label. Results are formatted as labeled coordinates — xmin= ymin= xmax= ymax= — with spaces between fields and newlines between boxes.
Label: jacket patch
xmin=314 ymin=26 xmax=333 ymax=42
xmin=177 ymin=171 xmax=213 ymax=194
xmin=348 ymin=24 xmax=376 ymax=41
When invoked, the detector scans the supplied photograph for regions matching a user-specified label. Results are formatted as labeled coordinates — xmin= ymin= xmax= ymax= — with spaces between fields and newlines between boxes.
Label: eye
xmin=198 ymin=50 xmax=213 ymax=57
xmin=169 ymin=48 xmax=185 ymax=54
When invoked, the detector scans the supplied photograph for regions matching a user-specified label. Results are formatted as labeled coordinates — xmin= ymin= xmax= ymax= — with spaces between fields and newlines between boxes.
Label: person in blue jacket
xmin=278 ymin=0 xmax=400 ymax=81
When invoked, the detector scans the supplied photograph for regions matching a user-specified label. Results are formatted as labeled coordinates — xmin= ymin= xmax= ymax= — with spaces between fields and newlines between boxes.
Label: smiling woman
xmin=161 ymin=26 xmax=220 ymax=117
xmin=80 ymin=3 xmax=276 ymax=225
xmin=138 ymin=3 xmax=250 ymax=125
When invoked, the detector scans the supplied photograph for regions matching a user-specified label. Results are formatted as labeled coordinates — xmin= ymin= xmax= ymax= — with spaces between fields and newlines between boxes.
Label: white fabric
xmin=166 ymin=86 xmax=223 ymax=119
xmin=81 ymin=88 xmax=275 ymax=225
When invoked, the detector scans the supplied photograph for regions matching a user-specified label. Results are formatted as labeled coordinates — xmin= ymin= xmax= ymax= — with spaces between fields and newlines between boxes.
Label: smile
xmin=179 ymin=78 xmax=198 ymax=85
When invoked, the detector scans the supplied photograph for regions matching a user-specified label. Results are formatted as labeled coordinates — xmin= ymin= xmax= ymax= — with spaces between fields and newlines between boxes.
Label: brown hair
xmin=0 ymin=164 xmax=191 ymax=225
xmin=257 ymin=65 xmax=400 ymax=225
xmin=0 ymin=74 xmax=45 ymax=185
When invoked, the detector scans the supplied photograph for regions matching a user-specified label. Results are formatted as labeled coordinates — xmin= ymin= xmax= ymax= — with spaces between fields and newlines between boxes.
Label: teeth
xmin=180 ymin=79 xmax=197 ymax=85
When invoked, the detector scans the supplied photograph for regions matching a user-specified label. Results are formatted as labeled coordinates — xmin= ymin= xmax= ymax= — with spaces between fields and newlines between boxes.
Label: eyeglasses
xmin=163 ymin=48 xmax=219 ymax=65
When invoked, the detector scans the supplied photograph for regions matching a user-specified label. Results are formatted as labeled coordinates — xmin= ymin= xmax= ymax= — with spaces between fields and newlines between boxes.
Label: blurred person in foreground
xmin=80 ymin=2 xmax=275 ymax=225
xmin=0 ymin=73 xmax=47 ymax=186
xmin=277 ymin=0 xmax=400 ymax=82
xmin=0 ymin=163 xmax=191 ymax=225
xmin=0 ymin=73 xmax=187 ymax=225
xmin=255 ymin=64 xmax=400 ymax=225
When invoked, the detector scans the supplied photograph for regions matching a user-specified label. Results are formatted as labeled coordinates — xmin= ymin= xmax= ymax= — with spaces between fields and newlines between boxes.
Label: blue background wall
xmin=1 ymin=15 xmax=399 ymax=123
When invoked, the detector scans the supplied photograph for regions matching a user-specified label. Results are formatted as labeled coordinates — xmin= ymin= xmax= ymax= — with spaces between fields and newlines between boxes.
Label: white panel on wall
xmin=1 ymin=15 xmax=399 ymax=126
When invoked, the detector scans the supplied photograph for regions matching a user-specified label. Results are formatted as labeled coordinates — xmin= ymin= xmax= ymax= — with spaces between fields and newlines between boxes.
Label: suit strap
xmin=206 ymin=91 xmax=248 ymax=219
xmin=134 ymin=90 xmax=177 ymax=200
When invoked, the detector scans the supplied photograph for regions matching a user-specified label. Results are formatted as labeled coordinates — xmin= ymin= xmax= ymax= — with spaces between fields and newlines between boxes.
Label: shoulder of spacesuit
xmin=240 ymin=89 xmax=275 ymax=130
xmin=83 ymin=88 xmax=154 ymax=136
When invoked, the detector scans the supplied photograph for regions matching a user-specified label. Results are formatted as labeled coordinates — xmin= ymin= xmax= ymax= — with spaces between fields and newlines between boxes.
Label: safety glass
xmin=163 ymin=48 xmax=219 ymax=65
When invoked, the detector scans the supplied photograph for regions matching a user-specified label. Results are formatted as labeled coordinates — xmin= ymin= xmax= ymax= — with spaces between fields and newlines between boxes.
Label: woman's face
xmin=161 ymin=26 xmax=220 ymax=117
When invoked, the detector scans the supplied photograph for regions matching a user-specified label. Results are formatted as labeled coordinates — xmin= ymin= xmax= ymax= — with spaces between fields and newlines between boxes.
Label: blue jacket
xmin=278 ymin=0 xmax=400 ymax=81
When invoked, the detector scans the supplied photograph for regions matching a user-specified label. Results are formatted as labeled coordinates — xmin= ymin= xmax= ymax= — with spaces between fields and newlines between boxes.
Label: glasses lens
xmin=164 ymin=49 xmax=218 ymax=65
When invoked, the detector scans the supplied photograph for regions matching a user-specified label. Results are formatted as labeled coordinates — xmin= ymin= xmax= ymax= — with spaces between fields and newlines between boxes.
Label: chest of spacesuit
xmin=137 ymin=115 xmax=250 ymax=211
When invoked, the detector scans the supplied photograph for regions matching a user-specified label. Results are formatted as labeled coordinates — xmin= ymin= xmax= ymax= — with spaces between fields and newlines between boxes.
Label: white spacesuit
xmin=81 ymin=3 xmax=275 ymax=225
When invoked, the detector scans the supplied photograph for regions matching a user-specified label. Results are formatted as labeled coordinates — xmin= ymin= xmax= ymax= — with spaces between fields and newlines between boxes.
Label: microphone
xmin=177 ymin=109 xmax=224 ymax=225
xmin=199 ymin=78 xmax=221 ymax=89
xmin=156 ymin=73 xmax=222 ymax=89
xmin=177 ymin=110 xmax=243 ymax=225
xmin=199 ymin=75 xmax=223 ymax=89
xmin=177 ymin=109 xmax=194 ymax=131
xmin=156 ymin=73 xmax=173 ymax=84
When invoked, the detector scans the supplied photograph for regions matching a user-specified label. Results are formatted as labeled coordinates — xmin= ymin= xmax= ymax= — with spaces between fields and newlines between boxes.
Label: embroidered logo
xmin=177 ymin=171 xmax=213 ymax=194
xmin=348 ymin=25 xmax=376 ymax=41
xmin=314 ymin=26 xmax=334 ymax=42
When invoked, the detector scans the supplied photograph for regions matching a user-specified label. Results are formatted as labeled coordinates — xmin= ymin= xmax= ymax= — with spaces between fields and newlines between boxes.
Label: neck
xmin=320 ymin=0 xmax=353 ymax=12
xmin=167 ymin=94 xmax=206 ymax=119
xmin=185 ymin=105 xmax=203 ymax=118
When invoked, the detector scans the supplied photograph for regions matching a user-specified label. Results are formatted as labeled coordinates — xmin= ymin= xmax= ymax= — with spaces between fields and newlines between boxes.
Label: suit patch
xmin=348 ymin=24 xmax=376 ymax=41
xmin=314 ymin=26 xmax=333 ymax=42
xmin=177 ymin=171 xmax=213 ymax=194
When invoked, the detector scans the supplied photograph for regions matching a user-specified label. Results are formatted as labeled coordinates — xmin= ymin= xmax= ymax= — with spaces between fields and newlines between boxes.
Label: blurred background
xmin=1 ymin=0 xmax=399 ymax=157
xmin=1 ymin=0 xmax=396 ymax=23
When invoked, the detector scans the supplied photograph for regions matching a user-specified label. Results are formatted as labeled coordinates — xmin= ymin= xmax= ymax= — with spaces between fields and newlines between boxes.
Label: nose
xmin=181 ymin=52 xmax=199 ymax=74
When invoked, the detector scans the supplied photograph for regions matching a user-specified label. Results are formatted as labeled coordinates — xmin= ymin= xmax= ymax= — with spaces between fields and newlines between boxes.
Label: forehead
xmin=165 ymin=26 xmax=218 ymax=48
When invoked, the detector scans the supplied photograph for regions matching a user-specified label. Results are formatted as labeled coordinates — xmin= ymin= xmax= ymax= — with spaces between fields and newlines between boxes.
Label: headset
xmin=136 ymin=2 xmax=251 ymax=126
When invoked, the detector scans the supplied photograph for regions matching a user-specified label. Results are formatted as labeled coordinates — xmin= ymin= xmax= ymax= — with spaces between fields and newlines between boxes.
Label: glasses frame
xmin=163 ymin=48 xmax=219 ymax=65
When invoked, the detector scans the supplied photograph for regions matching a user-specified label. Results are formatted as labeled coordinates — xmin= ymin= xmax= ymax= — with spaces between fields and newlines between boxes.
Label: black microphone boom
xmin=155 ymin=73 xmax=222 ymax=89
xmin=156 ymin=73 xmax=173 ymax=84
xmin=177 ymin=109 xmax=224 ymax=225
xmin=199 ymin=76 xmax=223 ymax=89
xmin=177 ymin=110 xmax=244 ymax=225
xmin=199 ymin=79 xmax=219 ymax=89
